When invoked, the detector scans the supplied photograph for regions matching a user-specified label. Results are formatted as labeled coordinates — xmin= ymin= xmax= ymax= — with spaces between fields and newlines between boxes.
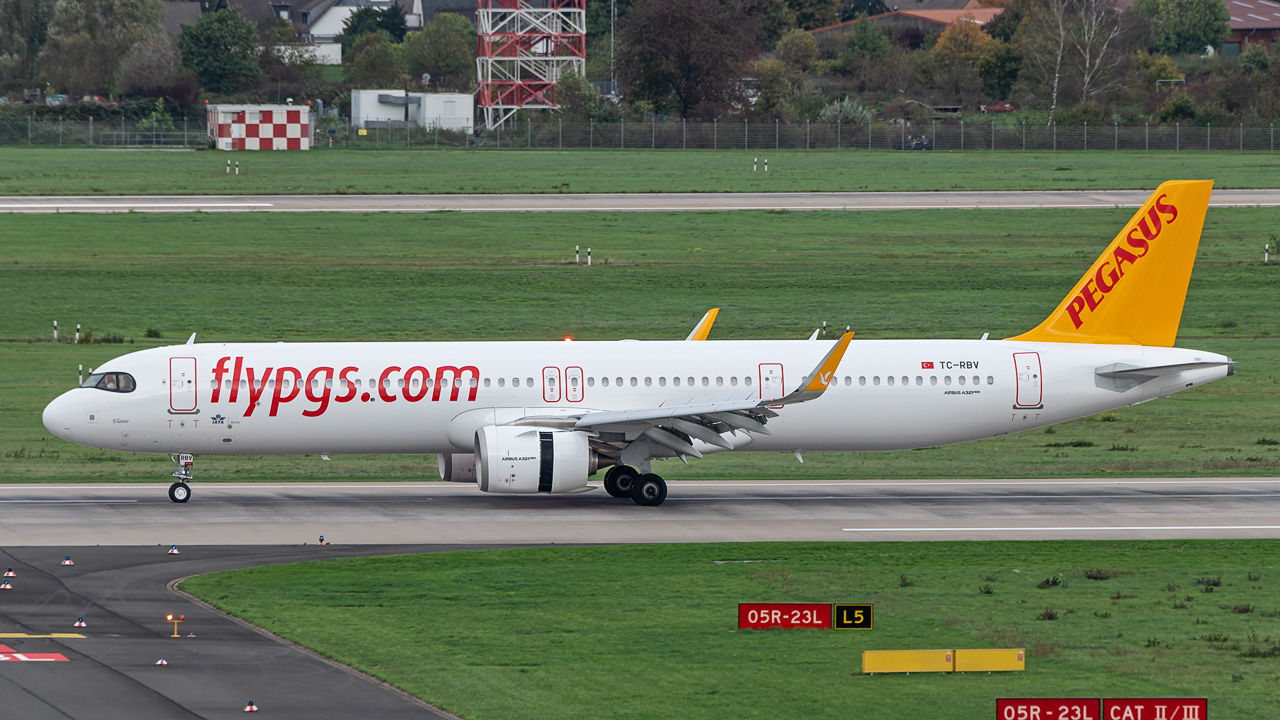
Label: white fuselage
xmin=42 ymin=339 xmax=1231 ymax=457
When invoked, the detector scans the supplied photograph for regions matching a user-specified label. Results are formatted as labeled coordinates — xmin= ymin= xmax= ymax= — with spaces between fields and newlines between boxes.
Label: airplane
xmin=42 ymin=181 xmax=1233 ymax=506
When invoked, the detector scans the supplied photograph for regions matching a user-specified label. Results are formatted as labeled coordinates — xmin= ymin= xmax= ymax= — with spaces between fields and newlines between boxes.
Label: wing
xmin=571 ymin=332 xmax=854 ymax=459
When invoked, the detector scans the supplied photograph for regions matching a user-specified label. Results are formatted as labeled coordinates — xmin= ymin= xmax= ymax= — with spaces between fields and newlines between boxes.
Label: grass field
xmin=180 ymin=541 xmax=1280 ymax=720
xmin=1 ymin=148 xmax=1279 ymax=195
xmin=2 ymin=208 xmax=1276 ymax=482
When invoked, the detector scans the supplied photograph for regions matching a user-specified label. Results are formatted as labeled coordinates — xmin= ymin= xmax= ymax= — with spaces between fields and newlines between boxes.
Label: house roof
xmin=164 ymin=2 xmax=203 ymax=36
xmin=1224 ymin=0 xmax=1280 ymax=30
xmin=811 ymin=8 xmax=1002 ymax=35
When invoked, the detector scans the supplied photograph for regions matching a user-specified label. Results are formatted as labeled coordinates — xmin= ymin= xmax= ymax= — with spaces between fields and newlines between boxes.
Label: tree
xmin=837 ymin=0 xmax=886 ymax=23
xmin=344 ymin=31 xmax=401 ymax=87
xmin=787 ymin=0 xmax=839 ymax=31
xmin=340 ymin=5 xmax=408 ymax=56
xmin=932 ymin=16 xmax=992 ymax=65
xmin=977 ymin=38 xmax=1020 ymax=99
xmin=776 ymin=29 xmax=819 ymax=71
xmin=555 ymin=71 xmax=620 ymax=121
xmin=1132 ymin=0 xmax=1229 ymax=55
xmin=39 ymin=0 xmax=164 ymax=97
xmin=617 ymin=0 xmax=761 ymax=118
xmin=118 ymin=34 xmax=181 ymax=95
xmin=402 ymin=14 xmax=476 ymax=91
xmin=178 ymin=7 xmax=261 ymax=95
xmin=0 ymin=0 xmax=51 ymax=85
xmin=1240 ymin=45 xmax=1271 ymax=74
xmin=1019 ymin=0 xmax=1069 ymax=123
xmin=843 ymin=15 xmax=889 ymax=57
xmin=982 ymin=0 xmax=1033 ymax=43
xmin=817 ymin=96 xmax=870 ymax=123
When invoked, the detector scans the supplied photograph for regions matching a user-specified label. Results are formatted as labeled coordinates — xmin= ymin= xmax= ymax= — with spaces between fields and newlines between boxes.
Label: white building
xmin=350 ymin=90 xmax=474 ymax=131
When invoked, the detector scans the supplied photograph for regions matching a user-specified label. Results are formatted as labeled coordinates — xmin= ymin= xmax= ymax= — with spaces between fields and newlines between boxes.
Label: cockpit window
xmin=81 ymin=372 xmax=136 ymax=393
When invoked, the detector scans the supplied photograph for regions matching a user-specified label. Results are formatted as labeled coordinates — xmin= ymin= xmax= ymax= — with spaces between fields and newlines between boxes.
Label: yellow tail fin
xmin=1007 ymin=180 xmax=1213 ymax=347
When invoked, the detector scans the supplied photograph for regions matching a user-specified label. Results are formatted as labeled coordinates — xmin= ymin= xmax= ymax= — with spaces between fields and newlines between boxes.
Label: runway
xmin=1 ymin=189 xmax=1279 ymax=213
xmin=3 ymin=478 xmax=1278 ymax=718
xmin=3 ymin=478 xmax=1280 ymax=546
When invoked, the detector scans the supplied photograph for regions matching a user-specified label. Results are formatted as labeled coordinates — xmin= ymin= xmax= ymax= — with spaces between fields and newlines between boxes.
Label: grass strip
xmin=1 ymin=148 xmax=1279 ymax=195
xmin=181 ymin=541 xmax=1280 ymax=720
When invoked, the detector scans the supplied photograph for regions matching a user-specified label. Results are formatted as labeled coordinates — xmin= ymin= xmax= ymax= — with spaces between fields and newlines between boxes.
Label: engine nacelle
xmin=475 ymin=426 xmax=599 ymax=494
xmin=437 ymin=453 xmax=477 ymax=483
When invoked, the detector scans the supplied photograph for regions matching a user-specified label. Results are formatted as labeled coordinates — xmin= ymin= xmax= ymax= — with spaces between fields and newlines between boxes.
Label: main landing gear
xmin=604 ymin=465 xmax=668 ymax=506
xmin=168 ymin=453 xmax=193 ymax=503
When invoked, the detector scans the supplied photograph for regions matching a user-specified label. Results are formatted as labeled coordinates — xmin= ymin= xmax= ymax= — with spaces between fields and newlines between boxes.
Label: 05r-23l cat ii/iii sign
xmin=43 ymin=181 xmax=1232 ymax=506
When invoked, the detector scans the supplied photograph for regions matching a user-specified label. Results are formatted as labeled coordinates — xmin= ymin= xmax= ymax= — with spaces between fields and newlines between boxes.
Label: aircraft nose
xmin=42 ymin=392 xmax=76 ymax=439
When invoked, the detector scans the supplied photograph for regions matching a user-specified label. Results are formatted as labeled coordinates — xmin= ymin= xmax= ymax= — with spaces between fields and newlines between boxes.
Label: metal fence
xmin=2 ymin=117 xmax=1278 ymax=152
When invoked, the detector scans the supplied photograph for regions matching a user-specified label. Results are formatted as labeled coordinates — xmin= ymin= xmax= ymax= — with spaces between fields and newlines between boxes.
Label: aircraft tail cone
xmin=155 ymin=657 xmax=168 ymax=665
xmin=74 ymin=618 xmax=86 ymax=628
xmin=3 ymin=568 xmax=15 ymax=577
xmin=61 ymin=557 xmax=74 ymax=566
xmin=168 ymin=545 xmax=180 ymax=555
xmin=243 ymin=701 xmax=258 ymax=712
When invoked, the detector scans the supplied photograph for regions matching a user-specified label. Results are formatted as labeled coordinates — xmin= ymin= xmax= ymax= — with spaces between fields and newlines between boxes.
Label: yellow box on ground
xmin=954 ymin=648 xmax=1025 ymax=672
xmin=862 ymin=649 xmax=954 ymax=673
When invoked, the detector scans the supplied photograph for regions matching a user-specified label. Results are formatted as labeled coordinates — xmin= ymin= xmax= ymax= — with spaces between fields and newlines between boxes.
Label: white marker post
xmin=78 ymin=364 xmax=83 ymax=384
xmin=235 ymin=162 xmax=239 ymax=176
xmin=226 ymin=160 xmax=230 ymax=174
xmin=53 ymin=320 xmax=57 ymax=342
xmin=587 ymin=248 xmax=592 ymax=267
xmin=753 ymin=157 xmax=757 ymax=172
xmin=1266 ymin=243 xmax=1270 ymax=264
xmin=765 ymin=158 xmax=768 ymax=172
xmin=75 ymin=324 xmax=80 ymax=344
xmin=575 ymin=245 xmax=580 ymax=264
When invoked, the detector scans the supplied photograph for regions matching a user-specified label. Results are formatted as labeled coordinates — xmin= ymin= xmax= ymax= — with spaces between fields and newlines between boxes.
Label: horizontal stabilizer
xmin=1095 ymin=360 xmax=1234 ymax=379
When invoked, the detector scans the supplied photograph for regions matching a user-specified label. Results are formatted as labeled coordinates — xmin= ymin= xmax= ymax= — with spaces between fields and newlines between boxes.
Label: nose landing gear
xmin=168 ymin=453 xmax=193 ymax=503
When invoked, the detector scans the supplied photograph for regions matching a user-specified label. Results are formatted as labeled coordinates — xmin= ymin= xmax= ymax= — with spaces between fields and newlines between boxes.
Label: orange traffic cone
xmin=3 ymin=568 xmax=14 ymax=577
xmin=168 ymin=545 xmax=180 ymax=555
xmin=61 ymin=556 xmax=74 ymax=566
xmin=74 ymin=618 xmax=86 ymax=628
xmin=243 ymin=700 xmax=258 ymax=712
xmin=155 ymin=657 xmax=168 ymax=665
xmin=0 ymin=579 xmax=11 ymax=590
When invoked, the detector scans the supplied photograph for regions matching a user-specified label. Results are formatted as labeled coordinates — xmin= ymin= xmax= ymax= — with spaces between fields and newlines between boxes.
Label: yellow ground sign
xmin=862 ymin=649 xmax=954 ymax=673
xmin=955 ymin=648 xmax=1025 ymax=672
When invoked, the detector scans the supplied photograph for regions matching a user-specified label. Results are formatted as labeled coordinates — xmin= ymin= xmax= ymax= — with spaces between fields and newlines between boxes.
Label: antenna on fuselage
xmin=185 ymin=332 xmax=196 ymax=345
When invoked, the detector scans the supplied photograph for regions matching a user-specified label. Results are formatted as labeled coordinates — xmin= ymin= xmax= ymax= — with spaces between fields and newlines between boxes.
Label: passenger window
xmin=484 ymin=378 xmax=491 ymax=387
xmin=873 ymin=376 xmax=880 ymax=386
xmin=499 ymin=378 xmax=506 ymax=387
xmin=658 ymin=377 xmax=666 ymax=387
xmin=702 ymin=377 xmax=709 ymax=386
xmin=915 ymin=376 xmax=923 ymax=385
xmin=602 ymin=377 xmax=610 ymax=387
xmin=716 ymin=377 xmax=724 ymax=386
xmin=513 ymin=378 xmax=520 ymax=388
xmin=209 ymin=379 xmax=217 ymax=390
xmin=745 ymin=377 xmax=752 ymax=387
xmin=397 ymin=378 xmax=405 ymax=388
xmin=944 ymin=376 xmax=952 ymax=385
xmin=973 ymin=376 xmax=980 ymax=386
xmin=616 ymin=377 xmax=623 ymax=387
xmin=987 ymin=375 xmax=994 ymax=385
xmin=930 ymin=376 xmax=937 ymax=385
xmin=644 ymin=377 xmax=652 ymax=387
xmin=570 ymin=377 xmax=579 ymax=387
xmin=587 ymin=377 xmax=595 ymax=387
xmin=730 ymin=376 xmax=738 ymax=387
xmin=958 ymin=376 xmax=966 ymax=386
xmin=901 ymin=376 xmax=908 ymax=386
xmin=887 ymin=376 xmax=895 ymax=386
xmin=859 ymin=376 xmax=866 ymax=386
xmin=687 ymin=376 xmax=695 ymax=386
xmin=673 ymin=377 xmax=681 ymax=386
xmin=526 ymin=377 xmax=533 ymax=386
xmin=630 ymin=377 xmax=638 ymax=387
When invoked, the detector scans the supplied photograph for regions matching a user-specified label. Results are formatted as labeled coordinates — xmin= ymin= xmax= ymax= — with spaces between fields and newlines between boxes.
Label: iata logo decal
xmin=211 ymin=414 xmax=226 ymax=425
xmin=1067 ymin=194 xmax=1178 ymax=330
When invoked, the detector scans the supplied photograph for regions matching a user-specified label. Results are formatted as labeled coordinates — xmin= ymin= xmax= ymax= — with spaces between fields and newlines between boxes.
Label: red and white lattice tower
xmin=475 ymin=0 xmax=586 ymax=129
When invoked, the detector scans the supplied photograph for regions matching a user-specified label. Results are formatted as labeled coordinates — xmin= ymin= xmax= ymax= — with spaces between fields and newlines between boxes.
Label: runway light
xmin=167 ymin=613 xmax=184 ymax=637
xmin=563 ymin=336 xmax=573 ymax=342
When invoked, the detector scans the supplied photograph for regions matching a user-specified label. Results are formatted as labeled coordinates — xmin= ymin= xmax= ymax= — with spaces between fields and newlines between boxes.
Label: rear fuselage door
xmin=1012 ymin=352 xmax=1043 ymax=409
xmin=170 ymin=357 xmax=197 ymax=412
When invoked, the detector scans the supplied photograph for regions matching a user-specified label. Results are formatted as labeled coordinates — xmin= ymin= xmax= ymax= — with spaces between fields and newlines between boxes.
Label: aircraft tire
xmin=604 ymin=465 xmax=638 ymax=498
xmin=168 ymin=482 xmax=191 ymax=503
xmin=631 ymin=473 xmax=667 ymax=506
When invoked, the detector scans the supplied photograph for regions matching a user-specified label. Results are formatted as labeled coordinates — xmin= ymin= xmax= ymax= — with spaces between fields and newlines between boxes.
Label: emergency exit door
xmin=759 ymin=363 xmax=785 ymax=405
xmin=170 ymin=357 xmax=197 ymax=413
xmin=1012 ymin=352 xmax=1042 ymax=408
